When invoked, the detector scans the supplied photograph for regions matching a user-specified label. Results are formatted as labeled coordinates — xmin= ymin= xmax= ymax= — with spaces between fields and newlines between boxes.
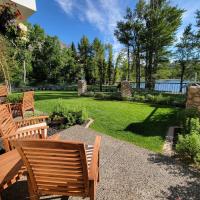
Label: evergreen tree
xmin=115 ymin=10 xmax=134 ymax=81
xmin=78 ymin=36 xmax=92 ymax=84
xmin=106 ymin=44 xmax=114 ymax=85
xmin=175 ymin=24 xmax=195 ymax=92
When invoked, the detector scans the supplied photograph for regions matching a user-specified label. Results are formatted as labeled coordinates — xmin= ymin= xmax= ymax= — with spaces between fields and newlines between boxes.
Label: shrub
xmin=81 ymin=91 xmax=95 ymax=97
xmin=49 ymin=99 xmax=88 ymax=129
xmin=178 ymin=108 xmax=200 ymax=135
xmin=145 ymin=94 xmax=155 ymax=102
xmin=176 ymin=133 xmax=200 ymax=162
xmin=6 ymin=93 xmax=22 ymax=103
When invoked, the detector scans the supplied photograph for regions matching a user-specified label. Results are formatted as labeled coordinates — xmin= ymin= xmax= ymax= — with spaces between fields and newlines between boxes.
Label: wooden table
xmin=0 ymin=149 xmax=23 ymax=192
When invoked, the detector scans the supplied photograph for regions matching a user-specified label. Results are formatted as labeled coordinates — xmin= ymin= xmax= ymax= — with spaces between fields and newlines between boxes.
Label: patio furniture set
xmin=0 ymin=84 xmax=101 ymax=200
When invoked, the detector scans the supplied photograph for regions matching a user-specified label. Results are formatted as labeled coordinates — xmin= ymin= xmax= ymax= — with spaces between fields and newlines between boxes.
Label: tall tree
xmin=115 ymin=10 xmax=134 ymax=81
xmin=78 ymin=36 xmax=92 ymax=84
xmin=106 ymin=44 xmax=114 ymax=85
xmin=92 ymin=38 xmax=105 ymax=90
xmin=175 ymin=24 xmax=195 ymax=92
xmin=142 ymin=0 xmax=183 ymax=89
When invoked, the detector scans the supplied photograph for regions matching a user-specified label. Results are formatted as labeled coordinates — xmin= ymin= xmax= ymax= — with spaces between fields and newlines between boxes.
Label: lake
xmin=131 ymin=79 xmax=189 ymax=94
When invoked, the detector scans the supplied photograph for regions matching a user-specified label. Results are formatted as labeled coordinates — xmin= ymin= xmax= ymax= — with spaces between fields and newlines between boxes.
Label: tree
xmin=142 ymin=0 xmax=183 ymax=89
xmin=115 ymin=9 xmax=134 ymax=81
xmin=175 ymin=24 xmax=195 ymax=92
xmin=106 ymin=44 xmax=114 ymax=85
xmin=78 ymin=36 xmax=92 ymax=84
xmin=92 ymin=38 xmax=105 ymax=90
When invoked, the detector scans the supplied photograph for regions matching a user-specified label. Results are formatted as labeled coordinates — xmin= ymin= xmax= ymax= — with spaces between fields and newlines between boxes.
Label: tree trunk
xmin=180 ymin=62 xmax=185 ymax=93
xmin=127 ymin=45 xmax=130 ymax=81
xmin=145 ymin=50 xmax=154 ymax=90
xmin=23 ymin=60 xmax=26 ymax=85
xmin=135 ymin=47 xmax=140 ymax=89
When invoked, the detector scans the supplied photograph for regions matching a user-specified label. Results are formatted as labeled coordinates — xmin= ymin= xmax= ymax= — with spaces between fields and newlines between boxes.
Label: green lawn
xmin=35 ymin=91 xmax=180 ymax=152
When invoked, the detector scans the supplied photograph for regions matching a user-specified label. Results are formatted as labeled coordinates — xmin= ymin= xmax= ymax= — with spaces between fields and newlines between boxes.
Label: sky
xmin=28 ymin=0 xmax=200 ymax=54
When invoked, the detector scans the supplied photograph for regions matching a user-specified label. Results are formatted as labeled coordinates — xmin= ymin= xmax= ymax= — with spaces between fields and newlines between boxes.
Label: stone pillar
xmin=186 ymin=85 xmax=200 ymax=111
xmin=78 ymin=80 xmax=87 ymax=96
xmin=120 ymin=81 xmax=132 ymax=98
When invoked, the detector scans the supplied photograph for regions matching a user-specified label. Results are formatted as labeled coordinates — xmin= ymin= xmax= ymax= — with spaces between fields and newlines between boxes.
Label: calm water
xmin=131 ymin=79 xmax=189 ymax=93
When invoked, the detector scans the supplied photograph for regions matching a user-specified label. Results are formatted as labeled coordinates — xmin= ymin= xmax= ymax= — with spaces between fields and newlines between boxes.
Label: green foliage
xmin=178 ymin=108 xmax=200 ymax=135
xmin=176 ymin=132 xmax=200 ymax=162
xmin=49 ymin=99 xmax=88 ymax=129
xmin=6 ymin=93 xmax=22 ymax=103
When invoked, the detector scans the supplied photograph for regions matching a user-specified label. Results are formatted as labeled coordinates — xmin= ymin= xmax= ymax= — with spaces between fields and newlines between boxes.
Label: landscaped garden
xmin=34 ymin=91 xmax=180 ymax=152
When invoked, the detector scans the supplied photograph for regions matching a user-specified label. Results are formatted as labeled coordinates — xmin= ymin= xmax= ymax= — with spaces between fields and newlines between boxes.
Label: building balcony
xmin=0 ymin=0 xmax=37 ymax=20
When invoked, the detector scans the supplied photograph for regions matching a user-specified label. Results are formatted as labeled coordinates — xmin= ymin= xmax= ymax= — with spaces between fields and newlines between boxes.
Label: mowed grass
xmin=35 ymin=91 xmax=180 ymax=152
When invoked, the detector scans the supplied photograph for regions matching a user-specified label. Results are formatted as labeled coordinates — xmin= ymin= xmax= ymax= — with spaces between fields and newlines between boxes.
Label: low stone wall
xmin=78 ymin=80 xmax=87 ymax=96
xmin=186 ymin=85 xmax=200 ymax=110
xmin=121 ymin=81 xmax=132 ymax=98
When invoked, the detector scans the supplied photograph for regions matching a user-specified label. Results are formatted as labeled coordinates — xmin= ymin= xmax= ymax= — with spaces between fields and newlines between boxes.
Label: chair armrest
xmin=88 ymin=136 xmax=101 ymax=181
xmin=3 ymin=126 xmax=49 ymax=140
xmin=48 ymin=133 xmax=60 ymax=140
xmin=2 ymin=126 xmax=49 ymax=152
xmin=15 ymin=116 xmax=49 ymax=128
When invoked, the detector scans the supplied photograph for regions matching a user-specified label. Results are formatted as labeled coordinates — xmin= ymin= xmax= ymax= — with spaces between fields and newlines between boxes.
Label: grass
xmin=34 ymin=91 xmax=181 ymax=153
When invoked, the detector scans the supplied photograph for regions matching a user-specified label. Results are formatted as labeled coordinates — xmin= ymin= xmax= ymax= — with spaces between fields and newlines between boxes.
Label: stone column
xmin=78 ymin=80 xmax=87 ymax=96
xmin=120 ymin=80 xmax=132 ymax=98
xmin=186 ymin=85 xmax=200 ymax=111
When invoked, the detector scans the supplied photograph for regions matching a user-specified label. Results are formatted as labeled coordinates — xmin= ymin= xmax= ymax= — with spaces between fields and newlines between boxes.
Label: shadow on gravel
xmin=2 ymin=180 xmax=69 ymax=200
xmin=148 ymin=153 xmax=200 ymax=200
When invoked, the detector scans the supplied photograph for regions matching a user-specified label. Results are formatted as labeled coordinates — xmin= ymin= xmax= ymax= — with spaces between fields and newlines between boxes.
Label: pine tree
xmin=175 ymin=24 xmax=195 ymax=92
xmin=78 ymin=36 xmax=92 ymax=84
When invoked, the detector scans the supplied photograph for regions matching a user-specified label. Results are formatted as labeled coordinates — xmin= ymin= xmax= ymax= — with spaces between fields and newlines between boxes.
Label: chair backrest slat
xmin=0 ymin=104 xmax=17 ymax=137
xmin=22 ymin=91 xmax=34 ymax=112
xmin=0 ymin=85 xmax=8 ymax=97
xmin=13 ymin=140 xmax=89 ymax=197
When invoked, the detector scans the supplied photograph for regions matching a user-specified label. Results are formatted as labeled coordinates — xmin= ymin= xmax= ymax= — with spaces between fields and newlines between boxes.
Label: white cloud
xmin=54 ymin=0 xmax=124 ymax=56
xmin=55 ymin=0 xmax=74 ymax=15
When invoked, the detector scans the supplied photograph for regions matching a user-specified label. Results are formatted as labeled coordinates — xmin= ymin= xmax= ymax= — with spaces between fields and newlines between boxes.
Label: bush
xmin=178 ymin=108 xmax=200 ymax=135
xmin=6 ymin=93 xmax=22 ymax=103
xmin=81 ymin=91 xmax=95 ymax=97
xmin=49 ymin=99 xmax=88 ymax=129
xmin=176 ymin=133 xmax=200 ymax=162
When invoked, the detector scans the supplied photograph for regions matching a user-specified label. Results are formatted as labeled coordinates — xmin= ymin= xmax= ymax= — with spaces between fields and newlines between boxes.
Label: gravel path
xmin=2 ymin=125 xmax=200 ymax=200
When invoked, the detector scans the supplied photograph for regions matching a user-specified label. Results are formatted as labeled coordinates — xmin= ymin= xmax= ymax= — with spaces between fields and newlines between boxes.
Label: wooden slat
xmin=12 ymin=138 xmax=101 ymax=199
xmin=0 ymin=85 xmax=8 ymax=97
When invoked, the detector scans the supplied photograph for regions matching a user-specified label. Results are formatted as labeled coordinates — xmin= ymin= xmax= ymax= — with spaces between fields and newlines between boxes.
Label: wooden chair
xmin=10 ymin=91 xmax=34 ymax=118
xmin=0 ymin=84 xmax=8 ymax=104
xmin=12 ymin=136 xmax=101 ymax=200
xmin=0 ymin=149 xmax=25 ymax=200
xmin=0 ymin=104 xmax=49 ymax=152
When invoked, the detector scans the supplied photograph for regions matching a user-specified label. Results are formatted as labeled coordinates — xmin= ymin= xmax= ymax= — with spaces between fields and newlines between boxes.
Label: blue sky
xmin=28 ymin=0 xmax=200 ymax=53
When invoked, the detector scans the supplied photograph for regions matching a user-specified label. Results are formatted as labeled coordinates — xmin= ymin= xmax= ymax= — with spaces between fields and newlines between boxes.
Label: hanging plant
xmin=0 ymin=2 xmax=24 ymax=39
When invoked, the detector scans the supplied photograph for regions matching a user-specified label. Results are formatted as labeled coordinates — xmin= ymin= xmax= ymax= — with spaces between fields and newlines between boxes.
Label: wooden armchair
xmin=10 ymin=91 xmax=34 ymax=118
xmin=12 ymin=136 xmax=101 ymax=200
xmin=0 ymin=84 xmax=8 ymax=104
xmin=0 ymin=104 xmax=49 ymax=152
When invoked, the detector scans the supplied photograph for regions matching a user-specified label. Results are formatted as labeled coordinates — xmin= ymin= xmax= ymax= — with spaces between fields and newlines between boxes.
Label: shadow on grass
xmin=2 ymin=180 xmax=69 ymax=200
xmin=34 ymin=91 xmax=80 ymax=101
xmin=124 ymin=106 xmax=179 ymax=139
xmin=148 ymin=153 xmax=200 ymax=200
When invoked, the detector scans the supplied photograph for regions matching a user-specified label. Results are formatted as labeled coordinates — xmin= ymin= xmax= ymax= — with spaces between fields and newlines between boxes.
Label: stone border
xmin=163 ymin=126 xmax=180 ymax=156
xmin=82 ymin=118 xmax=94 ymax=129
